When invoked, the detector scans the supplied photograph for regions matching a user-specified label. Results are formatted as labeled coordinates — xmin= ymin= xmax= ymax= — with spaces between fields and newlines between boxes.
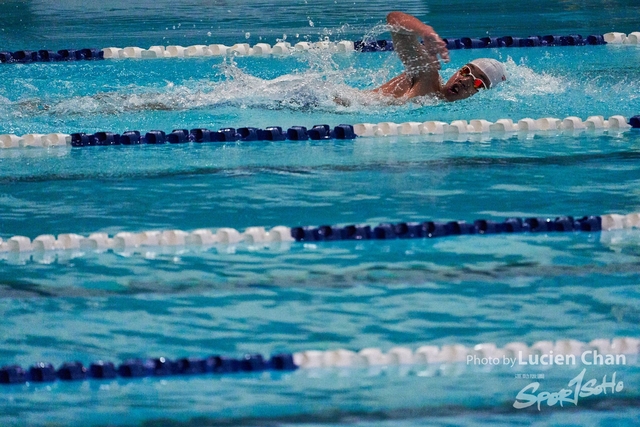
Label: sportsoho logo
xmin=511 ymin=350 xmax=626 ymax=410
xmin=468 ymin=349 xmax=628 ymax=410
xmin=513 ymin=368 xmax=624 ymax=410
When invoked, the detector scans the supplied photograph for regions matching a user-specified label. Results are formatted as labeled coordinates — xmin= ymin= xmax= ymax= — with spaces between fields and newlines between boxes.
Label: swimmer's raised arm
xmin=386 ymin=11 xmax=449 ymax=76
xmin=367 ymin=11 xmax=449 ymax=100
xmin=334 ymin=12 xmax=448 ymax=105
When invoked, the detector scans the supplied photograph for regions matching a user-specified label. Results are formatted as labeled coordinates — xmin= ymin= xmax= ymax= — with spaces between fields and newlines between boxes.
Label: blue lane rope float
xmin=1 ymin=337 xmax=638 ymax=385
xmin=67 ymin=124 xmax=355 ymax=147
xmin=1 ymin=213 xmax=639 ymax=261
xmin=289 ymin=213 xmax=611 ymax=242
xmin=0 ymin=354 xmax=296 ymax=385
xmin=1 ymin=31 xmax=639 ymax=64
xmin=0 ymin=115 xmax=638 ymax=150
xmin=356 ymin=33 xmax=612 ymax=51
xmin=0 ymin=48 xmax=104 ymax=63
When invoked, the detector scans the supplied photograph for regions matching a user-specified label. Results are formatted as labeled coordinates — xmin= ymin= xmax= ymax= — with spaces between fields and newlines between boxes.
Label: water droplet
xmin=207 ymin=31 xmax=212 ymax=37
xmin=245 ymin=32 xmax=250 ymax=39
xmin=309 ymin=20 xmax=314 ymax=27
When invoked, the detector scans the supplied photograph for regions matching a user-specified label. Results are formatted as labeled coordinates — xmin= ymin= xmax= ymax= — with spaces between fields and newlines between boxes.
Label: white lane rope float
xmin=352 ymin=115 xmax=635 ymax=138
xmin=292 ymin=337 xmax=640 ymax=369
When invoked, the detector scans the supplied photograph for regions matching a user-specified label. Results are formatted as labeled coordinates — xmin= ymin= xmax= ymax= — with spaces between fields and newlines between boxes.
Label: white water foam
xmin=9 ymin=54 xmax=577 ymax=119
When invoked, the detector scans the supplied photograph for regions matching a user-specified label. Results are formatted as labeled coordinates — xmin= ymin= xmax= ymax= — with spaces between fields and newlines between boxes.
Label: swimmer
xmin=335 ymin=11 xmax=507 ymax=105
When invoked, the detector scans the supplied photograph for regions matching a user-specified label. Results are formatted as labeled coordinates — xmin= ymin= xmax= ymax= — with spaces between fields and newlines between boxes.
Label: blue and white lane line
xmin=1 ymin=337 xmax=638 ymax=385
xmin=1 ymin=114 xmax=638 ymax=149
xmin=0 ymin=213 xmax=638 ymax=259
xmin=1 ymin=31 xmax=639 ymax=64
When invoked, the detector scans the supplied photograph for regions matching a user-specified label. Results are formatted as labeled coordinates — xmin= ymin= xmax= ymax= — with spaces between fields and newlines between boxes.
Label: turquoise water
xmin=1 ymin=1 xmax=640 ymax=426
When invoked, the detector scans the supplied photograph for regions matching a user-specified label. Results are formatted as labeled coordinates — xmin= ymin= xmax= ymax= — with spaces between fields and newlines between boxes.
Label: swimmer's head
xmin=442 ymin=58 xmax=507 ymax=101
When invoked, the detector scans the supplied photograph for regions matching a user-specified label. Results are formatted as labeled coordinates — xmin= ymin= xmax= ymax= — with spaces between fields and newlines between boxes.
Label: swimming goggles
xmin=460 ymin=66 xmax=488 ymax=90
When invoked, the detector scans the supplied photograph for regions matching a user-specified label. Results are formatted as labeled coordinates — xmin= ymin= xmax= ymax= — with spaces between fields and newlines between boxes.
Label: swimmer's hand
xmin=421 ymin=26 xmax=449 ymax=64
xmin=386 ymin=11 xmax=450 ymax=66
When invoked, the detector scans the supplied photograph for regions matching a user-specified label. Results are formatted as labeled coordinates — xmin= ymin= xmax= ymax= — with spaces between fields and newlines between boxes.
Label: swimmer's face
xmin=442 ymin=63 xmax=491 ymax=102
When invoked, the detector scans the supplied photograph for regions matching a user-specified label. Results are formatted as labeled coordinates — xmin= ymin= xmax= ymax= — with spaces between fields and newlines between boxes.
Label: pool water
xmin=1 ymin=1 xmax=640 ymax=426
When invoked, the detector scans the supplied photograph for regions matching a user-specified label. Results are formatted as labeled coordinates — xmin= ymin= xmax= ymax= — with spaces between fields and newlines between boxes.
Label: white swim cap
xmin=469 ymin=58 xmax=507 ymax=89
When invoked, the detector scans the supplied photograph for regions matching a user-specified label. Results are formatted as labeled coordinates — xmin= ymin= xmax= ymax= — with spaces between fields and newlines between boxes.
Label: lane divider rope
xmin=1 ymin=336 xmax=637 ymax=385
xmin=1 ymin=115 xmax=638 ymax=150
xmin=1 ymin=31 xmax=639 ymax=64
xmin=1 ymin=213 xmax=638 ymax=261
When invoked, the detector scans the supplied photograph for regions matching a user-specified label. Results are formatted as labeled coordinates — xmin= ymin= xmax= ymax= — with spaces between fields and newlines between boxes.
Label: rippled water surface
xmin=1 ymin=0 xmax=640 ymax=426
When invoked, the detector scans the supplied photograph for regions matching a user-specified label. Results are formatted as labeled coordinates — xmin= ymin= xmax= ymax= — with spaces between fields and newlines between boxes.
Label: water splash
xmin=7 ymin=53 xmax=618 ymax=121
xmin=502 ymin=56 xmax=566 ymax=96
xmin=361 ymin=23 xmax=392 ymax=44
xmin=9 ymin=61 xmax=354 ymax=116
